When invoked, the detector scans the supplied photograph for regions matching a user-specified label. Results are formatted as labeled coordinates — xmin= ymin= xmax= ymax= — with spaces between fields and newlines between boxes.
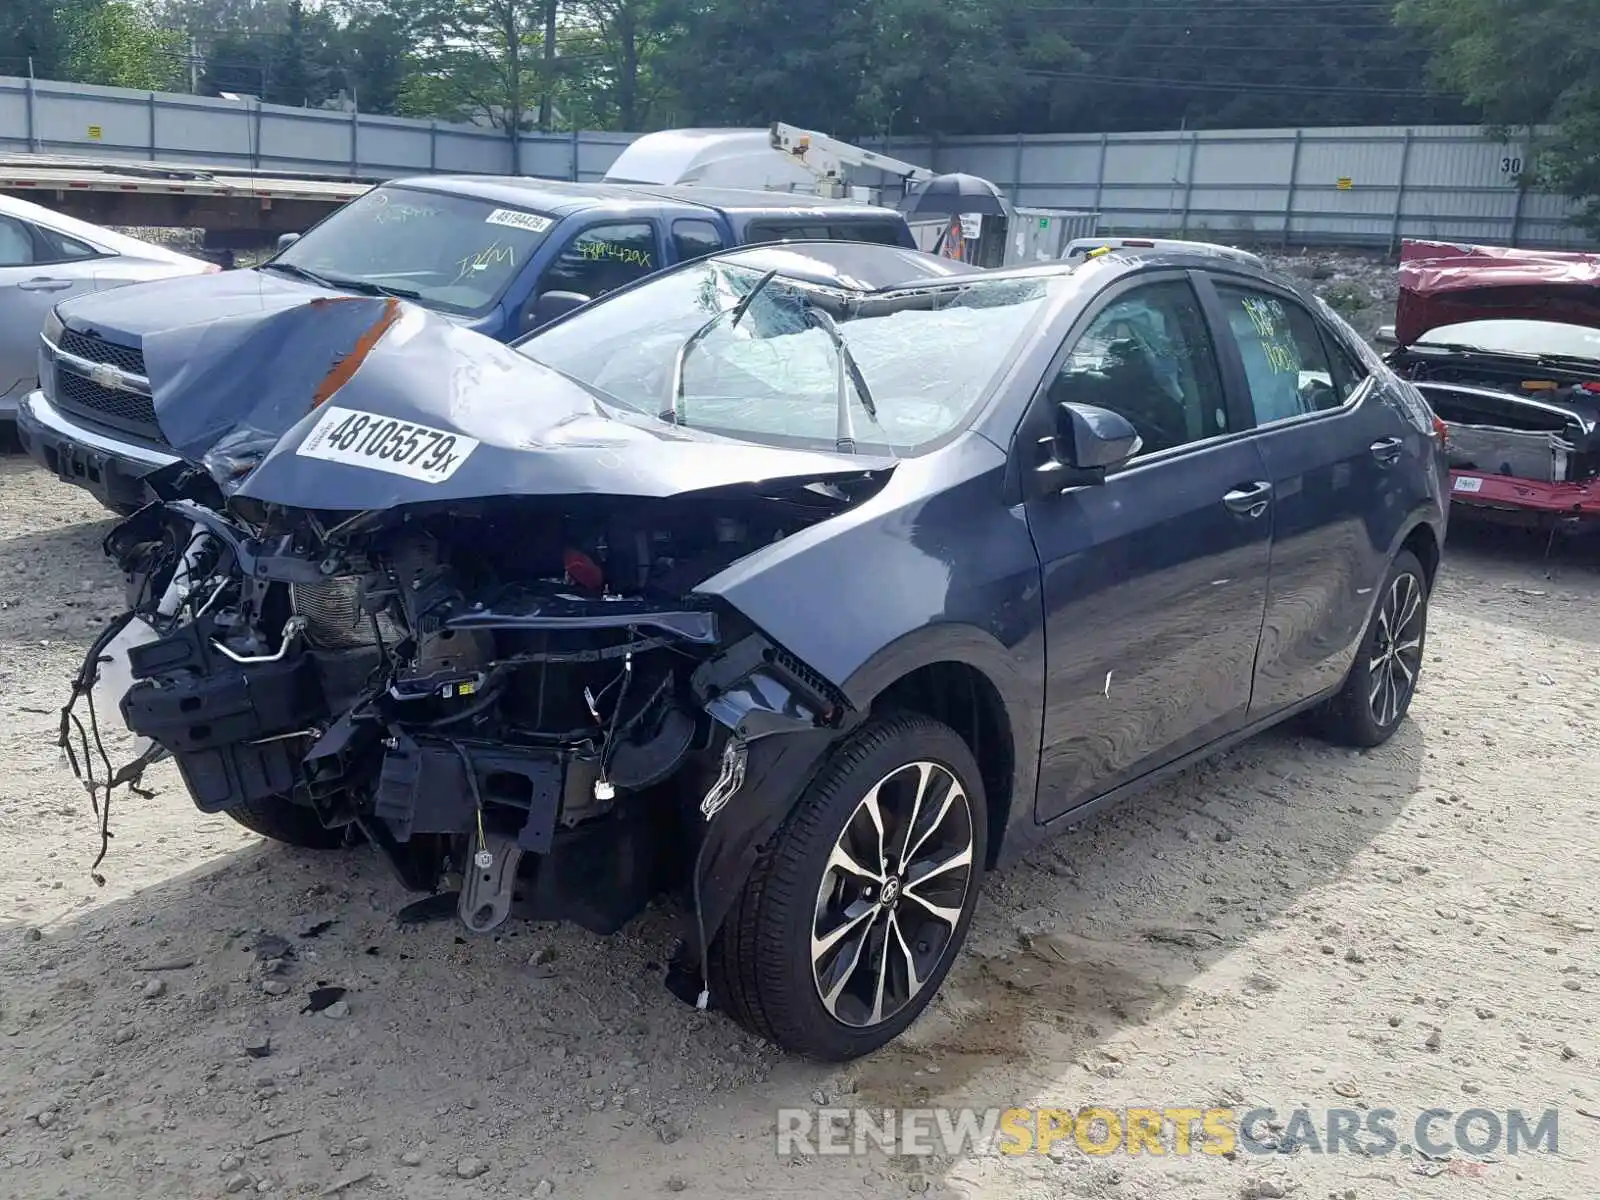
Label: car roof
xmin=0 ymin=191 xmax=207 ymax=265
xmin=386 ymin=175 xmax=904 ymax=220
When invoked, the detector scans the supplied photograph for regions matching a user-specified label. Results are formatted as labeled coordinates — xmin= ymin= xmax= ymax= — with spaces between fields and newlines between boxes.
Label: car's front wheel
xmin=1315 ymin=548 xmax=1430 ymax=747
xmin=224 ymin=794 xmax=349 ymax=850
xmin=710 ymin=713 xmax=988 ymax=1061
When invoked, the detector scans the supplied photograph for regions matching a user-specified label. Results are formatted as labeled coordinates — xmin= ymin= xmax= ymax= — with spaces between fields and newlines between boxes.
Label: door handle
xmin=18 ymin=278 xmax=73 ymax=292
xmin=1370 ymin=437 xmax=1404 ymax=465
xmin=1223 ymin=481 xmax=1273 ymax=518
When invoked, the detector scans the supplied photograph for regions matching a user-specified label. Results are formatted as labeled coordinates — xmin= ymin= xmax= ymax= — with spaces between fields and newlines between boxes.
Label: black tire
xmin=709 ymin=713 xmax=988 ymax=1061
xmin=1314 ymin=549 xmax=1429 ymax=748
xmin=225 ymin=794 xmax=348 ymax=850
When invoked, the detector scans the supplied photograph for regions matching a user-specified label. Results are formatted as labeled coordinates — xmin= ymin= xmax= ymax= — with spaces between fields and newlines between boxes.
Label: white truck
xmin=602 ymin=123 xmax=935 ymax=206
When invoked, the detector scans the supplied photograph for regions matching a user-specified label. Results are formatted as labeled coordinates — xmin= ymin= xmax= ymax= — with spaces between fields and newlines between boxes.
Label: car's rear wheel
xmin=224 ymin=794 xmax=348 ymax=850
xmin=709 ymin=713 xmax=987 ymax=1061
xmin=1315 ymin=548 xmax=1429 ymax=748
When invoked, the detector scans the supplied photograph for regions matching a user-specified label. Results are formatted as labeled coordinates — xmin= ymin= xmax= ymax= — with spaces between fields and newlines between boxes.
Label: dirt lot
xmin=1 ymin=453 xmax=1596 ymax=1200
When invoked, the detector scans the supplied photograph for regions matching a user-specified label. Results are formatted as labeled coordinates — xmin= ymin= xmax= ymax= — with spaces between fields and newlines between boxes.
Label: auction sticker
xmin=485 ymin=208 xmax=553 ymax=233
xmin=1452 ymin=475 xmax=1484 ymax=493
xmin=297 ymin=405 xmax=478 ymax=483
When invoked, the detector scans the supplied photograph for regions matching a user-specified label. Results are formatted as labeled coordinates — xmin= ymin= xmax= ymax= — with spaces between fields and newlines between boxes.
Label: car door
xmin=1024 ymin=273 xmax=1274 ymax=823
xmin=0 ymin=214 xmax=105 ymax=407
xmin=1196 ymin=273 xmax=1420 ymax=713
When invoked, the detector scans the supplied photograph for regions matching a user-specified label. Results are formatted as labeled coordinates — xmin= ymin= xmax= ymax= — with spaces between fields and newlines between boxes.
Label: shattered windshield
xmin=519 ymin=260 xmax=1062 ymax=454
xmin=1419 ymin=319 xmax=1600 ymax=363
xmin=270 ymin=184 xmax=555 ymax=317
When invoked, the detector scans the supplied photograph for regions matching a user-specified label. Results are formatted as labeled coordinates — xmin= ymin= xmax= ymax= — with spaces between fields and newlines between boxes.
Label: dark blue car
xmin=75 ymin=239 xmax=1448 ymax=1062
xmin=16 ymin=176 xmax=913 ymax=513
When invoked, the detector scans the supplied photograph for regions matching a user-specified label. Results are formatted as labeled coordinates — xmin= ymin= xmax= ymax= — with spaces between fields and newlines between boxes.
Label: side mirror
xmin=1035 ymin=402 xmax=1141 ymax=492
xmin=525 ymin=290 xmax=591 ymax=333
xmin=276 ymin=232 xmax=302 ymax=252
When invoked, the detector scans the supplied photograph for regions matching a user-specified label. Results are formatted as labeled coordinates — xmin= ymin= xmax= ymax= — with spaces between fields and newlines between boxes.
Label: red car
xmin=1382 ymin=239 xmax=1600 ymax=529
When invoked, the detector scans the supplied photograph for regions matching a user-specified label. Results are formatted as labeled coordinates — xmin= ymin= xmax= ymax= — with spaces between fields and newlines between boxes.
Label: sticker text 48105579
xmin=296 ymin=405 xmax=480 ymax=484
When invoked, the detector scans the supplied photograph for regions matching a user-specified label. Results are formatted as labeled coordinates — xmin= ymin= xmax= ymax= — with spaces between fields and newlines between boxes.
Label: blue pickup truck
xmin=17 ymin=174 xmax=915 ymax=512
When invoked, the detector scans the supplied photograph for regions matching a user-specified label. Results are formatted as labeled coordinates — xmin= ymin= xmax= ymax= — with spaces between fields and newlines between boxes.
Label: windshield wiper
xmin=803 ymin=306 xmax=879 ymax=454
xmin=1529 ymin=351 xmax=1600 ymax=371
xmin=1416 ymin=341 xmax=1600 ymax=372
xmin=258 ymin=261 xmax=422 ymax=301
xmin=660 ymin=268 xmax=779 ymax=426
xmin=312 ymin=274 xmax=424 ymax=301
xmin=259 ymin=260 xmax=339 ymax=288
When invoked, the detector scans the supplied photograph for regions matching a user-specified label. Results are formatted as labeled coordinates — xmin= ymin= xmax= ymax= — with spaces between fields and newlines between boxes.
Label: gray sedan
xmin=0 ymin=192 xmax=213 ymax=425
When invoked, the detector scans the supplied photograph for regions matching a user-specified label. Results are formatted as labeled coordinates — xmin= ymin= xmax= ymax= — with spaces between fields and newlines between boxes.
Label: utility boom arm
xmin=768 ymin=123 xmax=934 ymax=198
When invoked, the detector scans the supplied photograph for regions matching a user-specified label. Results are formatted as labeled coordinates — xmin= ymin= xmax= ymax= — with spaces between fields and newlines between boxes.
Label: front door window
xmin=537 ymin=222 xmax=659 ymax=301
xmin=1049 ymin=280 xmax=1229 ymax=456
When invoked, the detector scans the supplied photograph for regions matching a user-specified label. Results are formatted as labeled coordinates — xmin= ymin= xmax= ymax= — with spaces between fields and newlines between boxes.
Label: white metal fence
xmin=1 ymin=73 xmax=1587 ymax=250
xmin=913 ymin=125 xmax=1578 ymax=250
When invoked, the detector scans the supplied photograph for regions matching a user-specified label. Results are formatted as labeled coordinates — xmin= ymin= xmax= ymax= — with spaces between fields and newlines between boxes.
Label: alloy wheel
xmin=1369 ymin=570 xmax=1425 ymax=727
xmin=810 ymin=761 xmax=976 ymax=1029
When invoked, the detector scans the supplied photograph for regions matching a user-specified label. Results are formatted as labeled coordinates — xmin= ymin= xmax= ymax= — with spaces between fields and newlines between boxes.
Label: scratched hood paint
xmin=140 ymin=296 xmax=894 ymax=511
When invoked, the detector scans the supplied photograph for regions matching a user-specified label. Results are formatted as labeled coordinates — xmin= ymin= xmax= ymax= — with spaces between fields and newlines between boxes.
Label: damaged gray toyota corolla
xmin=65 ymin=241 xmax=1448 ymax=1060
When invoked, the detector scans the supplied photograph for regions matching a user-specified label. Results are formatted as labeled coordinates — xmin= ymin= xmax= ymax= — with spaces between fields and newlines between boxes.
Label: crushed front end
xmin=81 ymin=487 xmax=855 ymax=970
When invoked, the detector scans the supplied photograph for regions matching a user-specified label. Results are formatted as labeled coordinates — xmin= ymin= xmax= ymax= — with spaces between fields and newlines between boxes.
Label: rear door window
xmin=744 ymin=222 xmax=830 ymax=244
xmin=1213 ymin=283 xmax=1352 ymax=424
xmin=835 ymin=221 xmax=908 ymax=247
xmin=36 ymin=228 xmax=101 ymax=264
xmin=0 ymin=216 xmax=37 ymax=266
xmin=743 ymin=220 xmax=906 ymax=246
xmin=538 ymin=222 xmax=660 ymax=300
xmin=671 ymin=219 xmax=727 ymax=262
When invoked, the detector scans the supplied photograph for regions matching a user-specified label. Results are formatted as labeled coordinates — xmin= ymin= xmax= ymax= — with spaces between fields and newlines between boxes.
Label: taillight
xmin=1431 ymin=415 xmax=1450 ymax=445
xmin=1580 ymin=381 xmax=1600 ymax=394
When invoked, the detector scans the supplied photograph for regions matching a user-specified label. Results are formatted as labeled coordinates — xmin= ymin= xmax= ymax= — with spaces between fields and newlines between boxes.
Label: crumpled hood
xmin=141 ymin=295 xmax=894 ymax=511
xmin=59 ymin=266 xmax=328 ymax=342
xmin=1395 ymin=239 xmax=1600 ymax=348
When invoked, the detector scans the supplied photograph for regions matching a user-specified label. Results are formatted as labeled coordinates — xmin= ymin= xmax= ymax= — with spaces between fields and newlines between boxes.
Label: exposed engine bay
xmin=1391 ymin=356 xmax=1599 ymax=487
xmin=64 ymin=482 xmax=863 ymax=991
xmin=1386 ymin=238 xmax=1600 ymax=521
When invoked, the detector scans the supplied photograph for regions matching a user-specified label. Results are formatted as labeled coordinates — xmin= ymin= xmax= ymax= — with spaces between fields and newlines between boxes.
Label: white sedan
xmin=0 ymin=192 xmax=215 ymax=427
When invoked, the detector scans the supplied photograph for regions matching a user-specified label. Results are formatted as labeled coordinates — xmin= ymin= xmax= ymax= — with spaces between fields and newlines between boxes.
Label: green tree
xmin=329 ymin=1 xmax=412 ymax=113
xmin=1399 ymin=0 xmax=1600 ymax=231
xmin=566 ymin=0 xmax=674 ymax=130
xmin=401 ymin=0 xmax=548 ymax=169
xmin=264 ymin=0 xmax=325 ymax=106
xmin=199 ymin=31 xmax=270 ymax=95
xmin=60 ymin=2 xmax=186 ymax=90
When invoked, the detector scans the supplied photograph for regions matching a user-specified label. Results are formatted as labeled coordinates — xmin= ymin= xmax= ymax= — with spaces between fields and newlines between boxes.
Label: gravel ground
xmin=2 ymin=445 xmax=1597 ymax=1197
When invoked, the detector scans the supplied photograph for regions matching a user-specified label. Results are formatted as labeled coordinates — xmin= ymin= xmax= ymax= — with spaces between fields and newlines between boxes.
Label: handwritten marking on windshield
xmin=454 ymin=242 xmax=516 ymax=283
xmin=578 ymin=240 xmax=652 ymax=269
xmin=369 ymin=192 xmax=442 ymax=224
